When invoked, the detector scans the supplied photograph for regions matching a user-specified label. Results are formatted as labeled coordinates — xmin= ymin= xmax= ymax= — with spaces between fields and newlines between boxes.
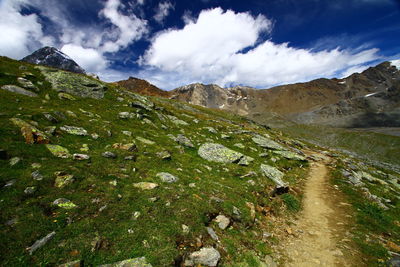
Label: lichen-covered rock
xmin=260 ymin=164 xmax=288 ymax=194
xmin=238 ymin=156 xmax=254 ymax=166
xmin=98 ymin=257 xmax=152 ymax=267
xmin=273 ymin=150 xmax=306 ymax=161
xmin=102 ymin=151 xmax=117 ymax=158
xmin=184 ymin=247 xmax=221 ymax=266
xmin=17 ymin=77 xmax=37 ymax=90
xmin=156 ymin=172 xmax=179 ymax=183
xmin=54 ymin=171 xmax=75 ymax=188
xmin=252 ymin=135 xmax=285 ymax=150
xmin=46 ymin=144 xmax=71 ymax=158
xmin=10 ymin=118 xmax=49 ymax=144
xmin=136 ymin=137 xmax=155 ymax=145
xmin=167 ymin=115 xmax=189 ymax=126
xmin=53 ymin=198 xmax=77 ymax=209
xmin=215 ymin=215 xmax=230 ymax=230
xmin=73 ymin=153 xmax=90 ymax=160
xmin=175 ymin=134 xmax=194 ymax=148
xmin=198 ymin=143 xmax=243 ymax=163
xmin=119 ymin=112 xmax=135 ymax=119
xmin=133 ymin=182 xmax=159 ymax=190
xmin=156 ymin=150 xmax=171 ymax=160
xmin=58 ymin=92 xmax=76 ymax=100
xmin=60 ymin=125 xmax=88 ymax=136
xmin=112 ymin=143 xmax=137 ymax=152
xmin=1 ymin=85 xmax=38 ymax=97
xmin=38 ymin=66 xmax=107 ymax=99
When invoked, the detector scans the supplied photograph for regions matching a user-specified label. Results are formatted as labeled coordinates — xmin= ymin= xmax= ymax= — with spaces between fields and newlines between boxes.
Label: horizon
xmin=0 ymin=0 xmax=399 ymax=90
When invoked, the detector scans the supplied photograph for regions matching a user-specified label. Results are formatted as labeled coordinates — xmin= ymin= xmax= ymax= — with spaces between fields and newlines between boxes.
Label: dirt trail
xmin=282 ymin=154 xmax=362 ymax=266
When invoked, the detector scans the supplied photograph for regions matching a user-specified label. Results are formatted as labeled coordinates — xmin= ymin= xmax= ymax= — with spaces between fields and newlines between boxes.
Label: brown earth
xmin=115 ymin=77 xmax=171 ymax=97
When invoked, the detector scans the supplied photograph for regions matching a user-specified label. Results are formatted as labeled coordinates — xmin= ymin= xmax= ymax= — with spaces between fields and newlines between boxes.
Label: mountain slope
xmin=21 ymin=47 xmax=86 ymax=74
xmin=115 ymin=77 xmax=171 ymax=97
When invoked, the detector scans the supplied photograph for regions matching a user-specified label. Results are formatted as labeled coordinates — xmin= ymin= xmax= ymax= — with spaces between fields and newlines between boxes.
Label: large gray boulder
xmin=1 ymin=85 xmax=38 ymax=97
xmin=252 ymin=135 xmax=285 ymax=150
xmin=260 ymin=164 xmax=288 ymax=194
xmin=184 ymin=247 xmax=221 ymax=266
xmin=198 ymin=143 xmax=243 ymax=163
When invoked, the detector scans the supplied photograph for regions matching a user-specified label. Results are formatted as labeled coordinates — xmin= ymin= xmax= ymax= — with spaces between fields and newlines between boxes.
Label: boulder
xmin=1 ymin=85 xmax=38 ymax=97
xmin=102 ymin=152 xmax=117 ymax=159
xmin=252 ymin=135 xmax=285 ymax=150
xmin=215 ymin=215 xmax=230 ymax=229
xmin=198 ymin=143 xmax=243 ymax=163
xmin=156 ymin=172 xmax=179 ymax=183
xmin=133 ymin=182 xmax=159 ymax=190
xmin=60 ymin=126 xmax=88 ymax=136
xmin=156 ymin=151 xmax=171 ymax=160
xmin=167 ymin=115 xmax=189 ymax=126
xmin=26 ymin=231 xmax=56 ymax=255
xmin=98 ymin=257 xmax=152 ymax=267
xmin=54 ymin=171 xmax=75 ymax=188
xmin=46 ymin=145 xmax=71 ymax=158
xmin=17 ymin=77 xmax=37 ymax=90
xmin=273 ymin=150 xmax=306 ymax=161
xmin=10 ymin=118 xmax=49 ymax=144
xmin=175 ymin=134 xmax=194 ymax=148
xmin=73 ymin=153 xmax=90 ymax=160
xmin=185 ymin=247 xmax=221 ymax=266
xmin=260 ymin=164 xmax=288 ymax=194
xmin=112 ymin=143 xmax=137 ymax=152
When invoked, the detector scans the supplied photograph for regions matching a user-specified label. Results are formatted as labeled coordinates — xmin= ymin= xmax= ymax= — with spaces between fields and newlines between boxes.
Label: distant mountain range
xmin=22 ymin=47 xmax=400 ymax=128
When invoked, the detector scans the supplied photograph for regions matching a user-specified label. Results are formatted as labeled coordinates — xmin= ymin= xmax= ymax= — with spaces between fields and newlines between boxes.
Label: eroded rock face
xmin=38 ymin=66 xmax=107 ymax=99
xmin=198 ymin=143 xmax=243 ymax=163
xmin=22 ymin=46 xmax=86 ymax=74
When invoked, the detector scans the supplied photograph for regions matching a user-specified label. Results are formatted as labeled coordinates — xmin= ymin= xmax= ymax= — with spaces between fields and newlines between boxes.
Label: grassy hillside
xmin=0 ymin=56 xmax=309 ymax=266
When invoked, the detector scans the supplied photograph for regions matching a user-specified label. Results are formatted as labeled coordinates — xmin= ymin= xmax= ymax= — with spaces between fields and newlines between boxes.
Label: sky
xmin=0 ymin=0 xmax=399 ymax=90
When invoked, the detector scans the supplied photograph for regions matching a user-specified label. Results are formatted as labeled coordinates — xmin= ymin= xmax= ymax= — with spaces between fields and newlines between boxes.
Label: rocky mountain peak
xmin=21 ymin=46 xmax=86 ymax=74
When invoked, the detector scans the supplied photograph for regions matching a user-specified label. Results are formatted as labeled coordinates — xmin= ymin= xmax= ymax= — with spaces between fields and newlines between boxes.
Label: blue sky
xmin=0 ymin=0 xmax=399 ymax=90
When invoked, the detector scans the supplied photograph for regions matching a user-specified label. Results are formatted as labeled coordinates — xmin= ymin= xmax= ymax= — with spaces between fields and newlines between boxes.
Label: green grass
xmin=0 ymin=56 xmax=310 ymax=266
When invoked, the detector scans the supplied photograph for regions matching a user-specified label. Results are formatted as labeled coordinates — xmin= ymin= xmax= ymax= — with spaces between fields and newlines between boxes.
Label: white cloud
xmin=142 ymin=7 xmax=380 ymax=89
xmin=154 ymin=2 xmax=174 ymax=24
xmin=0 ymin=0 xmax=52 ymax=59
xmin=61 ymin=44 xmax=108 ymax=73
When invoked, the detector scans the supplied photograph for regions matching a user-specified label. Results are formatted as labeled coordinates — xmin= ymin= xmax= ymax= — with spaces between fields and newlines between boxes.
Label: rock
xmin=17 ymin=77 xmax=36 ymax=89
xmin=124 ymin=155 xmax=137 ymax=161
xmin=9 ymin=156 xmax=21 ymax=166
xmin=24 ymin=186 xmax=36 ymax=194
xmin=60 ymin=125 xmax=88 ymax=136
xmin=66 ymin=110 xmax=77 ymax=117
xmin=185 ymin=247 xmax=220 ymax=266
xmin=246 ymin=202 xmax=256 ymax=220
xmin=252 ymin=135 xmax=285 ymax=150
xmin=263 ymin=255 xmax=278 ymax=267
xmin=132 ymin=211 xmax=141 ymax=220
xmin=58 ymin=260 xmax=82 ymax=267
xmin=54 ymin=171 xmax=75 ymax=188
xmin=46 ymin=144 xmax=71 ymax=158
xmin=175 ymin=134 xmax=194 ymax=148
xmin=215 ymin=215 xmax=230 ymax=229
xmin=167 ymin=115 xmax=189 ymax=126
xmin=205 ymin=127 xmax=218 ymax=134
xmin=1 ymin=85 xmax=38 ymax=97
xmin=98 ymin=257 xmax=152 ymax=267
xmin=80 ymin=144 xmax=89 ymax=152
xmin=273 ymin=150 xmax=306 ymax=161
xmin=136 ymin=137 xmax=155 ymax=145
xmin=102 ymin=152 xmax=117 ymax=159
xmin=198 ymin=143 xmax=244 ymax=163
xmin=206 ymin=227 xmax=219 ymax=241
xmin=26 ymin=231 xmax=56 ymax=255
xmin=232 ymin=206 xmax=241 ymax=219
xmin=44 ymin=126 xmax=57 ymax=135
xmin=130 ymin=101 xmax=153 ymax=111
xmin=119 ymin=112 xmax=135 ymax=119
xmin=182 ymin=224 xmax=190 ymax=234
xmin=156 ymin=172 xmax=179 ymax=183
xmin=53 ymin=198 xmax=77 ymax=209
xmin=32 ymin=170 xmax=44 ymax=181
xmin=91 ymin=133 xmax=99 ymax=139
xmin=43 ymin=113 xmax=58 ymax=123
xmin=0 ymin=149 xmax=8 ymax=160
xmin=156 ymin=150 xmax=171 ymax=160
xmin=260 ymin=164 xmax=288 ymax=194
xmin=234 ymin=143 xmax=245 ymax=149
xmin=112 ymin=143 xmax=137 ymax=152
xmin=73 ymin=153 xmax=90 ymax=160
xmin=238 ymin=156 xmax=254 ymax=166
xmin=58 ymin=92 xmax=76 ymax=100
xmin=122 ymin=130 xmax=132 ymax=136
xmin=4 ymin=179 xmax=16 ymax=188
xmin=221 ymin=134 xmax=230 ymax=139
xmin=31 ymin=163 xmax=41 ymax=169
xmin=133 ymin=182 xmax=159 ymax=190
xmin=10 ymin=118 xmax=49 ymax=144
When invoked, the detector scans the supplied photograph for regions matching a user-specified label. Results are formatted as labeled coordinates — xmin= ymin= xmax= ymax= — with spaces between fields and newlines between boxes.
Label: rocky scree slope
xmin=21 ymin=46 xmax=86 ymax=74
xmin=0 ymin=55 xmax=313 ymax=266
xmin=168 ymin=61 xmax=400 ymax=128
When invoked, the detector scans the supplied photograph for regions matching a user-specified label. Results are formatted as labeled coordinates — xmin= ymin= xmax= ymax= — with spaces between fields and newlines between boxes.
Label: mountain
xmin=21 ymin=46 xmax=86 ymax=74
xmin=115 ymin=77 xmax=171 ymax=97
xmin=169 ymin=61 xmax=400 ymax=127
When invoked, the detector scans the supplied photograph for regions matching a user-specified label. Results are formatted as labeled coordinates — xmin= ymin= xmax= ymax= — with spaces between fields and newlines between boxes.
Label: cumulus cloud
xmin=154 ymin=2 xmax=174 ymax=24
xmin=0 ymin=0 xmax=53 ymax=59
xmin=61 ymin=44 xmax=108 ymax=72
xmin=141 ymin=7 xmax=380 ymax=89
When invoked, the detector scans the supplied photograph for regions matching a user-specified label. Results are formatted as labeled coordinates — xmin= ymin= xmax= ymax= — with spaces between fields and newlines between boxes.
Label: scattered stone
xmin=156 ymin=172 xmax=179 ymax=183
xmin=44 ymin=126 xmax=57 ymax=135
xmin=46 ymin=144 xmax=70 ymax=158
xmin=167 ymin=115 xmax=189 ymax=126
xmin=136 ymin=137 xmax=155 ymax=145
xmin=66 ymin=110 xmax=77 ymax=118
xmin=132 ymin=211 xmax=141 ymax=220
xmin=273 ymin=150 xmax=306 ymax=161
xmin=233 ymin=143 xmax=245 ymax=149
xmin=24 ymin=186 xmax=36 ymax=194
xmin=60 ymin=125 xmax=88 ymax=136
xmin=91 ymin=133 xmax=99 ymax=139
xmin=118 ymin=112 xmax=134 ymax=119
xmin=185 ymin=247 xmax=220 ymax=267
xmin=9 ymin=156 xmax=21 ymax=166
xmin=58 ymin=260 xmax=82 ymax=267
xmin=1 ymin=85 xmax=38 ymax=97
xmin=10 ymin=118 xmax=49 ymax=144
xmin=232 ymin=206 xmax=241 ymax=219
xmin=156 ymin=150 xmax=171 ymax=160
xmin=206 ymin=227 xmax=219 ymax=241
xmin=98 ymin=257 xmax=152 ymax=267
xmin=221 ymin=134 xmax=230 ymax=139
xmin=32 ymin=170 xmax=44 ymax=181
xmin=182 ymin=224 xmax=190 ymax=234
xmin=73 ymin=153 xmax=90 ymax=160
xmin=260 ymin=164 xmax=288 ymax=194
xmin=4 ymin=179 xmax=16 ymax=187
xmin=215 ymin=215 xmax=230 ymax=230
xmin=17 ymin=77 xmax=36 ymax=90
xmin=54 ymin=171 xmax=75 ymax=188
xmin=112 ymin=143 xmax=137 ymax=152
xmin=133 ymin=182 xmax=159 ymax=190
xmin=102 ymin=151 xmax=117 ymax=159
xmin=205 ymin=127 xmax=218 ymax=134
xmin=122 ymin=130 xmax=132 ymax=136
xmin=198 ymin=143 xmax=244 ymax=163
xmin=31 ymin=163 xmax=41 ymax=169
xmin=175 ymin=134 xmax=194 ymax=148
xmin=189 ymin=183 xmax=196 ymax=187
xmin=27 ymin=231 xmax=56 ymax=255
xmin=238 ymin=155 xmax=254 ymax=166
xmin=53 ymin=198 xmax=77 ymax=209
xmin=124 ymin=155 xmax=137 ymax=161
xmin=58 ymin=92 xmax=76 ymax=100
xmin=252 ymin=135 xmax=285 ymax=150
